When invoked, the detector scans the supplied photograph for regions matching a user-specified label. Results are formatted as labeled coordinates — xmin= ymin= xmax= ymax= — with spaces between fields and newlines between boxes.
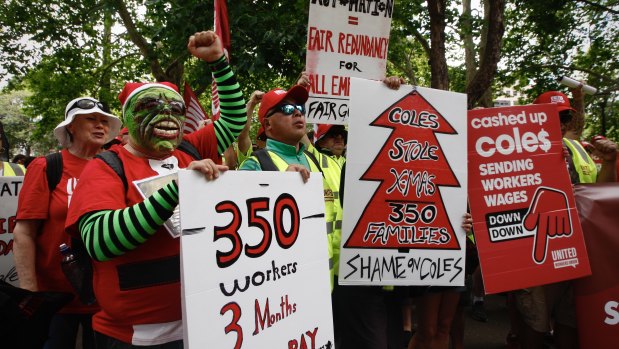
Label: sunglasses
xmin=267 ymin=104 xmax=306 ymax=117
xmin=67 ymin=99 xmax=109 ymax=116
xmin=134 ymin=97 xmax=186 ymax=116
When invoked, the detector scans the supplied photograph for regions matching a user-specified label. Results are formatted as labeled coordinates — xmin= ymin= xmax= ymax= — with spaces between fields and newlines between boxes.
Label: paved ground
xmin=463 ymin=294 xmax=513 ymax=349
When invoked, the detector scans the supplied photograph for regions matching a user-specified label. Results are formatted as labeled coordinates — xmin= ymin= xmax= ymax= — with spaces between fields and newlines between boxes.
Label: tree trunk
xmin=112 ymin=0 xmax=169 ymax=82
xmin=465 ymin=0 xmax=505 ymax=108
xmin=427 ymin=0 xmax=449 ymax=90
xmin=462 ymin=0 xmax=476 ymax=87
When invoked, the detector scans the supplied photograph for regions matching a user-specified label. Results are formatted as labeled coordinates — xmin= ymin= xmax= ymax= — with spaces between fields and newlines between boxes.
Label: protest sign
xmin=573 ymin=184 xmax=619 ymax=348
xmin=339 ymin=78 xmax=468 ymax=286
xmin=178 ymin=171 xmax=334 ymax=349
xmin=134 ymin=172 xmax=180 ymax=238
xmin=0 ymin=176 xmax=22 ymax=286
xmin=305 ymin=0 xmax=394 ymax=124
xmin=468 ymin=104 xmax=591 ymax=294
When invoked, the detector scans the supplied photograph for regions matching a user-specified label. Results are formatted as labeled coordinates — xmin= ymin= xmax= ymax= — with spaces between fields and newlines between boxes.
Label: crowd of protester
xmin=1 ymin=29 xmax=617 ymax=349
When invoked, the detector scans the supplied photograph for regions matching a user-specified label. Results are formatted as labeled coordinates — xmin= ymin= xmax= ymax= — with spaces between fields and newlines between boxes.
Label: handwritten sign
xmin=339 ymin=78 xmax=468 ymax=286
xmin=305 ymin=0 xmax=394 ymax=124
xmin=468 ymin=104 xmax=591 ymax=294
xmin=179 ymin=171 xmax=334 ymax=349
xmin=0 ymin=176 xmax=23 ymax=286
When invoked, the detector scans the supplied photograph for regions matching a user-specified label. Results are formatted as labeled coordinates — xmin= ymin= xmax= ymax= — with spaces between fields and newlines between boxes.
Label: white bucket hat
xmin=53 ymin=97 xmax=122 ymax=147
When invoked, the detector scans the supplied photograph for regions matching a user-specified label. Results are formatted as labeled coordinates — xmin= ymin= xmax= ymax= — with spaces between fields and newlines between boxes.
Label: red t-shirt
xmin=16 ymin=149 xmax=98 ymax=314
xmin=65 ymin=126 xmax=219 ymax=344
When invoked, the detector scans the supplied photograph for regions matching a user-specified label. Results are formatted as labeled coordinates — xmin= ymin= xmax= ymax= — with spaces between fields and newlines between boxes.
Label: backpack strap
xmin=252 ymin=149 xmax=279 ymax=171
xmin=177 ymin=140 xmax=202 ymax=161
xmin=303 ymin=150 xmax=324 ymax=177
xmin=95 ymin=151 xmax=128 ymax=191
xmin=45 ymin=152 xmax=63 ymax=192
xmin=95 ymin=141 xmax=200 ymax=193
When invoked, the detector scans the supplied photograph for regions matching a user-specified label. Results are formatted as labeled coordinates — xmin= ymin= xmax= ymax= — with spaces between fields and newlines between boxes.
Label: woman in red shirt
xmin=13 ymin=97 xmax=121 ymax=349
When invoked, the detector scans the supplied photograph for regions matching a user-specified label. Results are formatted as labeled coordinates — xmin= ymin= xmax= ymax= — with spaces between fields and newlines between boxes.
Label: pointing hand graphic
xmin=523 ymin=187 xmax=572 ymax=264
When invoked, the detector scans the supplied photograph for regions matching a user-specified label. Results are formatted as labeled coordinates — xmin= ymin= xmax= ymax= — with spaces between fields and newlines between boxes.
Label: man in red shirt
xmin=65 ymin=31 xmax=246 ymax=348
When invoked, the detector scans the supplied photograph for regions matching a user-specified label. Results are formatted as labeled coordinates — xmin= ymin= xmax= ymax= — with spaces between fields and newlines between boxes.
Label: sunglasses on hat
xmin=267 ymin=104 xmax=306 ymax=117
xmin=67 ymin=99 xmax=110 ymax=116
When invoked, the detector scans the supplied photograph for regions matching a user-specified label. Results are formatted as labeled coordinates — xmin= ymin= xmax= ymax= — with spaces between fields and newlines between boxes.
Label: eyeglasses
xmin=67 ymin=99 xmax=109 ymax=116
xmin=134 ymin=97 xmax=186 ymax=116
xmin=267 ymin=104 xmax=306 ymax=117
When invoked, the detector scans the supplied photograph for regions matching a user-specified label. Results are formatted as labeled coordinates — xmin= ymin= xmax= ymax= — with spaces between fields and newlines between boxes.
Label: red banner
xmin=211 ymin=0 xmax=230 ymax=121
xmin=468 ymin=104 xmax=591 ymax=294
xmin=573 ymin=184 xmax=619 ymax=347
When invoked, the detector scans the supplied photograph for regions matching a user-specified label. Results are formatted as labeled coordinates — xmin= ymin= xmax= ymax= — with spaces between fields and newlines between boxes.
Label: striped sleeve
xmin=209 ymin=56 xmax=247 ymax=154
xmin=77 ymin=181 xmax=179 ymax=262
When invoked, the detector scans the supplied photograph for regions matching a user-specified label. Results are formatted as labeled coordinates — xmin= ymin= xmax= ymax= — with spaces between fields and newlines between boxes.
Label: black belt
xmin=117 ymin=255 xmax=180 ymax=290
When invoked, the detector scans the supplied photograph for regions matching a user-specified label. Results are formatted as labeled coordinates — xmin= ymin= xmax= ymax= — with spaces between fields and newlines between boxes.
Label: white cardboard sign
xmin=0 ymin=176 xmax=23 ymax=286
xmin=339 ymin=78 xmax=468 ymax=286
xmin=179 ymin=170 xmax=334 ymax=349
xmin=305 ymin=0 xmax=394 ymax=124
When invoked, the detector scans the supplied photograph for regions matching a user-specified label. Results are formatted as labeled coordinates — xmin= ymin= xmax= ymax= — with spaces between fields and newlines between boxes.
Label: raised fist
xmin=523 ymin=187 xmax=572 ymax=264
xmin=187 ymin=30 xmax=224 ymax=63
xmin=591 ymin=135 xmax=618 ymax=162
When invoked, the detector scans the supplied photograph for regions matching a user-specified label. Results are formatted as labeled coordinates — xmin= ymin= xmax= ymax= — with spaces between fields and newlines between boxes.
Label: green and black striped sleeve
xmin=77 ymin=181 xmax=179 ymax=262
xmin=209 ymin=56 xmax=247 ymax=154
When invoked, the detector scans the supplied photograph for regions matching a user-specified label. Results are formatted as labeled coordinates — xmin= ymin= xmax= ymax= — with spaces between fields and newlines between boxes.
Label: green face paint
xmin=124 ymin=88 xmax=186 ymax=154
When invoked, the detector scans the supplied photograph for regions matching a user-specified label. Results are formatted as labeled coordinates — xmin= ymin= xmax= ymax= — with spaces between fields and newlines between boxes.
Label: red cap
xmin=315 ymin=124 xmax=333 ymax=142
xmin=118 ymin=82 xmax=180 ymax=114
xmin=533 ymin=91 xmax=576 ymax=113
xmin=115 ymin=127 xmax=129 ymax=142
xmin=258 ymin=85 xmax=309 ymax=126
xmin=314 ymin=124 xmax=347 ymax=143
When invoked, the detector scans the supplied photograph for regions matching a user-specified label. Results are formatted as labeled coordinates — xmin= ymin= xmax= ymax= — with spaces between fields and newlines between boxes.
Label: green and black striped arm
xmin=209 ymin=56 xmax=247 ymax=154
xmin=77 ymin=181 xmax=179 ymax=262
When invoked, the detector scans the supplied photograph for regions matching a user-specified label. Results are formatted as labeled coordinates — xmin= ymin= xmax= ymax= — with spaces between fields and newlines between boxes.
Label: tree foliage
xmin=1 ymin=0 xmax=617 ymax=152
xmin=501 ymin=0 xmax=619 ymax=140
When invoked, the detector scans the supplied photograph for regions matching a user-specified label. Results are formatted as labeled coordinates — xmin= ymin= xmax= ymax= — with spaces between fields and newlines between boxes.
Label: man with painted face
xmin=65 ymin=30 xmax=246 ymax=348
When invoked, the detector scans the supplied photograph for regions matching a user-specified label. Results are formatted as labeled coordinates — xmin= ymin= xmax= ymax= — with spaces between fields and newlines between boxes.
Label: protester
xmin=117 ymin=127 xmax=130 ymax=145
xmin=63 ymin=30 xmax=245 ymax=348
xmin=470 ymin=266 xmax=487 ymax=322
xmin=563 ymin=85 xmax=585 ymax=141
xmin=314 ymin=123 xmax=347 ymax=166
xmin=0 ymin=121 xmax=26 ymax=175
xmin=13 ymin=96 xmax=121 ymax=348
xmin=236 ymin=90 xmax=264 ymax=165
xmin=237 ymin=84 xmax=340 ymax=271
xmin=11 ymin=154 xmax=27 ymax=165
xmin=0 ymin=121 xmax=9 ymax=162
xmin=513 ymin=90 xmax=617 ymax=349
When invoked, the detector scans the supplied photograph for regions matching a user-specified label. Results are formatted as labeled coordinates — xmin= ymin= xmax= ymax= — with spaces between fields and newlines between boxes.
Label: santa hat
xmin=118 ymin=82 xmax=182 ymax=116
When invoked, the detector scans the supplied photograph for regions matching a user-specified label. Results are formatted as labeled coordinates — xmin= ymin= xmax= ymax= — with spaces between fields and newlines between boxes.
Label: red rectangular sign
xmin=468 ymin=104 xmax=591 ymax=294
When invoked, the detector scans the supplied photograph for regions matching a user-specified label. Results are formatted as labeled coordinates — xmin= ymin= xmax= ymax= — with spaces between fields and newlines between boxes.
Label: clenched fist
xmin=187 ymin=30 xmax=224 ymax=63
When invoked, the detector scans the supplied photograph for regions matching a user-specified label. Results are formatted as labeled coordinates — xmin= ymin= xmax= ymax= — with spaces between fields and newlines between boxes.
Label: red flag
xmin=214 ymin=0 xmax=231 ymax=55
xmin=183 ymin=82 xmax=207 ymax=134
xmin=212 ymin=0 xmax=230 ymax=121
